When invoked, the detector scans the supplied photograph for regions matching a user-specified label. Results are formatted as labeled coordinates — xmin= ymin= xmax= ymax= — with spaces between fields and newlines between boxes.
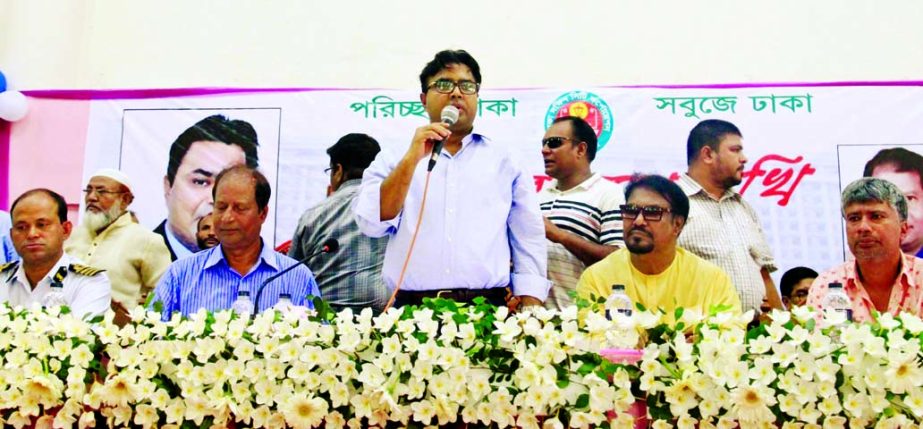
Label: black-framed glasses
xmin=620 ymin=204 xmax=672 ymax=221
xmin=82 ymin=188 xmax=125 ymax=197
xmin=427 ymin=79 xmax=480 ymax=95
xmin=541 ymin=136 xmax=577 ymax=149
xmin=323 ymin=167 xmax=333 ymax=175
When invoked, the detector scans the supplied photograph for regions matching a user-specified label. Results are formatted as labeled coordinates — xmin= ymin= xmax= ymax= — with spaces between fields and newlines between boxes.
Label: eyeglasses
xmin=323 ymin=167 xmax=333 ymax=174
xmin=82 ymin=188 xmax=125 ymax=197
xmin=620 ymin=204 xmax=672 ymax=221
xmin=541 ymin=137 xmax=577 ymax=149
xmin=427 ymin=79 xmax=480 ymax=95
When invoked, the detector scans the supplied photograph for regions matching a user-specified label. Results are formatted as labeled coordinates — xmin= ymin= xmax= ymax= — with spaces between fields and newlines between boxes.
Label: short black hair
xmin=166 ymin=115 xmax=260 ymax=186
xmin=11 ymin=188 xmax=68 ymax=223
xmin=552 ymin=116 xmax=598 ymax=161
xmin=779 ymin=266 xmax=818 ymax=298
xmin=419 ymin=50 xmax=482 ymax=93
xmin=624 ymin=174 xmax=690 ymax=222
xmin=863 ymin=147 xmax=923 ymax=189
xmin=686 ymin=119 xmax=742 ymax=165
xmin=212 ymin=165 xmax=271 ymax=211
xmin=327 ymin=133 xmax=381 ymax=181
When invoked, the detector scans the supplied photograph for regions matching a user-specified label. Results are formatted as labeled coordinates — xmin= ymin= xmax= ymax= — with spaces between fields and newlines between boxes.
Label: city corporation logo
xmin=544 ymin=91 xmax=614 ymax=151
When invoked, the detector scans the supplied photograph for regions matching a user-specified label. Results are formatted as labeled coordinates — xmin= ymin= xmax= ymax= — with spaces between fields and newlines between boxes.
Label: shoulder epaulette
xmin=1 ymin=261 xmax=18 ymax=282
xmin=68 ymin=263 xmax=105 ymax=277
xmin=0 ymin=261 xmax=18 ymax=273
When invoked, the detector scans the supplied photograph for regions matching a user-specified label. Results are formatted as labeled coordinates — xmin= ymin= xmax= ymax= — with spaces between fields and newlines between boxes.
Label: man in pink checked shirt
xmin=807 ymin=178 xmax=923 ymax=322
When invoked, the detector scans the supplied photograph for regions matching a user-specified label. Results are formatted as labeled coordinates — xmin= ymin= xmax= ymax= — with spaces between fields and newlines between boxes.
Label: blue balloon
xmin=0 ymin=70 xmax=5 ymax=93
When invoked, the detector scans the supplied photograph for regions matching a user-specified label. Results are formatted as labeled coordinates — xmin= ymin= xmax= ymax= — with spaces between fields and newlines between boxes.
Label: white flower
xmin=492 ymin=316 xmax=522 ymax=344
xmin=899 ymin=312 xmax=923 ymax=334
xmin=665 ymin=378 xmax=698 ymax=415
xmin=822 ymin=416 xmax=847 ymax=429
xmin=411 ymin=398 xmax=436 ymax=425
xmin=903 ymin=389 xmax=923 ymax=417
xmin=282 ymin=395 xmax=328 ymax=429
xmin=133 ymin=404 xmax=159 ymax=429
xmin=884 ymin=358 xmax=923 ymax=394
xmin=731 ymin=385 xmax=776 ymax=424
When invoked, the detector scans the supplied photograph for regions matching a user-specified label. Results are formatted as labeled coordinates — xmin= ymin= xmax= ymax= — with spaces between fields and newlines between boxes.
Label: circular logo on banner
xmin=544 ymin=91 xmax=614 ymax=151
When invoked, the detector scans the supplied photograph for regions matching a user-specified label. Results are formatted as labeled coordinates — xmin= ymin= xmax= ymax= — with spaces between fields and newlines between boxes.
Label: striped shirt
xmin=290 ymin=179 xmax=388 ymax=314
xmin=539 ymin=173 xmax=624 ymax=309
xmin=676 ymin=173 xmax=777 ymax=312
xmin=150 ymin=243 xmax=320 ymax=320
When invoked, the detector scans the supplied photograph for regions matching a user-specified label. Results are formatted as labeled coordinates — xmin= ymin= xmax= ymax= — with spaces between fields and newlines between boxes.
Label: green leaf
xmin=575 ymin=393 xmax=589 ymax=409
xmin=805 ymin=318 xmax=816 ymax=331
xmin=577 ymin=362 xmax=596 ymax=376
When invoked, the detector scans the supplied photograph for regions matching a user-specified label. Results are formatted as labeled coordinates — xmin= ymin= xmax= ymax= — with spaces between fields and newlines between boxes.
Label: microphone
xmin=427 ymin=105 xmax=460 ymax=172
xmin=252 ymin=238 xmax=339 ymax=316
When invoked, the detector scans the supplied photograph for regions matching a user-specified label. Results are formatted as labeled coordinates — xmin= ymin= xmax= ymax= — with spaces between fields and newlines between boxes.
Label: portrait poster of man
xmin=118 ymin=108 xmax=282 ymax=258
xmin=837 ymin=144 xmax=923 ymax=259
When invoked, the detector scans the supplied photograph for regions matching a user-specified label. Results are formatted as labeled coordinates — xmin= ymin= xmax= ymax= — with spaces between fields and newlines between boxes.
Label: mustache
xmin=627 ymin=227 xmax=653 ymax=238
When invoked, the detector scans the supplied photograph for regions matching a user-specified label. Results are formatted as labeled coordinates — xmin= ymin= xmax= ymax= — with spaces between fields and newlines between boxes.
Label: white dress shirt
xmin=0 ymin=253 xmax=111 ymax=319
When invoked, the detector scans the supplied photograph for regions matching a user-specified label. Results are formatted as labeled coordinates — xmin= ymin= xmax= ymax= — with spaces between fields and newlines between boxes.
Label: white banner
xmin=75 ymin=85 xmax=923 ymax=282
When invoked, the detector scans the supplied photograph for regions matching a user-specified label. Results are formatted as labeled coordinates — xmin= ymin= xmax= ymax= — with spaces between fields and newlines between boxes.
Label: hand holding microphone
xmin=427 ymin=105 xmax=459 ymax=171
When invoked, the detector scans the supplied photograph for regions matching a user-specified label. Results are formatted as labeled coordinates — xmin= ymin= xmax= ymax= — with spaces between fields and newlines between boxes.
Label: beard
xmin=721 ymin=173 xmax=743 ymax=189
xmin=625 ymin=230 xmax=655 ymax=255
xmin=83 ymin=203 xmax=124 ymax=233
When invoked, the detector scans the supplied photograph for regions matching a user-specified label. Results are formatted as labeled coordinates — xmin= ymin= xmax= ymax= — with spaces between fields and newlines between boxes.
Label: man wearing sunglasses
xmin=355 ymin=50 xmax=549 ymax=309
xmin=576 ymin=174 xmax=741 ymax=318
xmin=677 ymin=119 xmax=784 ymax=314
xmin=539 ymin=116 xmax=624 ymax=310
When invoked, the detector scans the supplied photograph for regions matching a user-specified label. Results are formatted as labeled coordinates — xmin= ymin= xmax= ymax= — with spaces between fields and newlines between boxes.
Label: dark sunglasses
xmin=541 ymin=136 xmax=577 ymax=149
xmin=620 ymin=204 xmax=672 ymax=221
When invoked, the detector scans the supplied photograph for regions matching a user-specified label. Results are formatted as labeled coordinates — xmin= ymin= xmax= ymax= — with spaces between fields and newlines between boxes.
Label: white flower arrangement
xmin=0 ymin=299 xmax=639 ymax=428
xmin=640 ymin=305 xmax=923 ymax=428
xmin=1 ymin=298 xmax=921 ymax=428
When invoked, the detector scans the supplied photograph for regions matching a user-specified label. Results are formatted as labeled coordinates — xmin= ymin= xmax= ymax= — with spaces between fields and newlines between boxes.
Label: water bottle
xmin=605 ymin=284 xmax=633 ymax=320
xmin=274 ymin=293 xmax=294 ymax=314
xmin=821 ymin=282 xmax=852 ymax=322
xmin=230 ymin=290 xmax=255 ymax=317
xmin=41 ymin=282 xmax=67 ymax=308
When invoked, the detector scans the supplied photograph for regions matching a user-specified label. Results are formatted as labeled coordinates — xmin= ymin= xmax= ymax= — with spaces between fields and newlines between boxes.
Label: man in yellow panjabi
xmin=577 ymin=174 xmax=741 ymax=318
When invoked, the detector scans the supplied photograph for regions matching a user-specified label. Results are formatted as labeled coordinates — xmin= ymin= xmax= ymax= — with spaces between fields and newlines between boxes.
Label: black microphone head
xmin=441 ymin=105 xmax=459 ymax=126
xmin=322 ymin=238 xmax=340 ymax=253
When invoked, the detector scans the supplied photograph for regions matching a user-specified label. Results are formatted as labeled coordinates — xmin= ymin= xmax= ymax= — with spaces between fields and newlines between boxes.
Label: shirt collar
xmin=678 ymin=173 xmax=739 ymax=201
xmin=847 ymin=252 xmax=914 ymax=289
xmin=92 ymin=211 xmax=133 ymax=238
xmin=165 ymin=222 xmax=195 ymax=259
xmin=204 ymin=241 xmax=280 ymax=272
xmin=546 ymin=173 xmax=602 ymax=195
xmin=460 ymin=132 xmax=486 ymax=150
xmin=334 ymin=179 xmax=362 ymax=194
xmin=11 ymin=253 xmax=71 ymax=287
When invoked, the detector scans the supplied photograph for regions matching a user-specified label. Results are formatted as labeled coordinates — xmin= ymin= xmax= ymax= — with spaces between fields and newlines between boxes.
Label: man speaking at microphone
xmin=355 ymin=49 xmax=549 ymax=309
xmin=150 ymin=165 xmax=320 ymax=319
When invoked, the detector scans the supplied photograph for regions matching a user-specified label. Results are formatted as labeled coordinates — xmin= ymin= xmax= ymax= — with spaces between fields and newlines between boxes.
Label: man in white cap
xmin=65 ymin=169 xmax=171 ymax=310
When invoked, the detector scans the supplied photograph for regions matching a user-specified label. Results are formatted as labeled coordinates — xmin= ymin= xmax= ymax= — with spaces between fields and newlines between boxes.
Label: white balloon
xmin=0 ymin=91 xmax=29 ymax=122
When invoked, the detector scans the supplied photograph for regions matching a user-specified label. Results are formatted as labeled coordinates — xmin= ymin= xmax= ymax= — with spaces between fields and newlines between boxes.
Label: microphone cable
xmin=382 ymin=169 xmax=433 ymax=312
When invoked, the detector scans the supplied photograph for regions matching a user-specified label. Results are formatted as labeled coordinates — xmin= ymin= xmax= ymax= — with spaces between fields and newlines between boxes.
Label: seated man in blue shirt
xmin=150 ymin=165 xmax=320 ymax=319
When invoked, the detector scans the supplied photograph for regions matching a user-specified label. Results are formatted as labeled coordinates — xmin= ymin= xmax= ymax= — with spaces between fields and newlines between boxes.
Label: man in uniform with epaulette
xmin=1 ymin=189 xmax=110 ymax=319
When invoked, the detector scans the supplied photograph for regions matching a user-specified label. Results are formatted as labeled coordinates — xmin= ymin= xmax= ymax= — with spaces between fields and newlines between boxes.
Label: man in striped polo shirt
xmin=539 ymin=116 xmax=624 ymax=310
